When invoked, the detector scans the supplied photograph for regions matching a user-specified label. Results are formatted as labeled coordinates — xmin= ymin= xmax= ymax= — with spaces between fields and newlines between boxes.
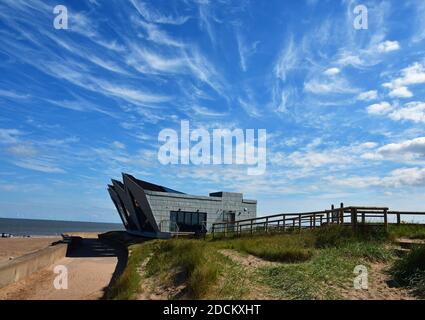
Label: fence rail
xmin=211 ymin=203 xmax=425 ymax=238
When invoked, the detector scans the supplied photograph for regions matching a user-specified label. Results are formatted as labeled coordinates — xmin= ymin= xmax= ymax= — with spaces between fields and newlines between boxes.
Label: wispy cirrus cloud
xmin=236 ymin=32 xmax=259 ymax=72
xmin=130 ymin=0 xmax=190 ymax=25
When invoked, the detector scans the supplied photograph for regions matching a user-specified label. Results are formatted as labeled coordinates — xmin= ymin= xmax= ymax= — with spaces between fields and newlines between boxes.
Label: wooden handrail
xmin=211 ymin=205 xmax=425 ymax=238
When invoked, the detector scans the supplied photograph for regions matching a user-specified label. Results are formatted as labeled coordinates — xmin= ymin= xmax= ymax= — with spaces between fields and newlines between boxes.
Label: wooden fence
xmin=211 ymin=203 xmax=425 ymax=238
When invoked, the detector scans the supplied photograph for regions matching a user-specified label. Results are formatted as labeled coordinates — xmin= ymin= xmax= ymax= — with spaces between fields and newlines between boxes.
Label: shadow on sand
xmin=66 ymin=237 xmax=128 ymax=299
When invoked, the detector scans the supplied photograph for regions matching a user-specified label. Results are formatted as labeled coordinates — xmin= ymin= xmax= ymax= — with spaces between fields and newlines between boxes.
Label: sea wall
xmin=0 ymin=242 xmax=68 ymax=288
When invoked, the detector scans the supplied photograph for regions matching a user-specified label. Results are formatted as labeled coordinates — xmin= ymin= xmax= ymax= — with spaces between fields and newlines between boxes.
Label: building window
xmin=170 ymin=211 xmax=207 ymax=233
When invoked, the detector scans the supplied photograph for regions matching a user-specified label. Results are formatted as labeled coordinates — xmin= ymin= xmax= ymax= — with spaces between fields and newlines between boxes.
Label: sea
xmin=0 ymin=217 xmax=124 ymax=236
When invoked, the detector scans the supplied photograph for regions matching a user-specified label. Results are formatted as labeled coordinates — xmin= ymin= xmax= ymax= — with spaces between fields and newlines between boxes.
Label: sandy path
xmin=0 ymin=238 xmax=124 ymax=300
xmin=218 ymin=249 xmax=280 ymax=299
xmin=338 ymin=262 xmax=416 ymax=300
xmin=0 ymin=237 xmax=61 ymax=263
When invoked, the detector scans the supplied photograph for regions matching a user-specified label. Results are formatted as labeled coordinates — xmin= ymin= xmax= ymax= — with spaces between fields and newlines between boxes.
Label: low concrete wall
xmin=0 ymin=243 xmax=68 ymax=289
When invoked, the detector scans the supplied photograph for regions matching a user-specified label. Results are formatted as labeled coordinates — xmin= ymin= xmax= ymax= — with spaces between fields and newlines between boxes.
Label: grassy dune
xmin=105 ymin=224 xmax=425 ymax=300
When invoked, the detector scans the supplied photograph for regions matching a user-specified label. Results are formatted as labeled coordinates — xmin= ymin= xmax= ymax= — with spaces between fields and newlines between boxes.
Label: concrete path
xmin=0 ymin=238 xmax=126 ymax=300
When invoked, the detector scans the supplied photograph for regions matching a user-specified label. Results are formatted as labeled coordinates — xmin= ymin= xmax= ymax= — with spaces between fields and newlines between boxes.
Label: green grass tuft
xmin=388 ymin=224 xmax=425 ymax=240
xmin=314 ymin=225 xmax=388 ymax=248
xmin=390 ymin=245 xmax=425 ymax=297
xmin=105 ymin=244 xmax=147 ymax=300
xmin=146 ymin=239 xmax=219 ymax=299
xmin=213 ymin=233 xmax=314 ymax=263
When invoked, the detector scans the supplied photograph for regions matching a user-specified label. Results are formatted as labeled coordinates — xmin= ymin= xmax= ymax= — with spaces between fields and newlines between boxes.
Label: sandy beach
xmin=0 ymin=237 xmax=61 ymax=263
xmin=0 ymin=236 xmax=124 ymax=300
xmin=0 ymin=232 xmax=103 ymax=263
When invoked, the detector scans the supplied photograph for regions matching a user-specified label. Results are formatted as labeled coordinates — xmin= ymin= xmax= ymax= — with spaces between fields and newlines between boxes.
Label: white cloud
xmin=323 ymin=67 xmax=340 ymax=76
xmin=388 ymin=102 xmax=425 ymax=123
xmin=274 ymin=36 xmax=298 ymax=81
xmin=412 ymin=1 xmax=425 ymax=43
xmin=383 ymin=62 xmax=425 ymax=97
xmin=361 ymin=137 xmax=425 ymax=162
xmin=127 ymin=47 xmax=185 ymax=73
xmin=86 ymin=55 xmax=128 ymax=74
xmin=304 ymin=78 xmax=358 ymax=95
xmin=385 ymin=167 xmax=425 ymax=187
xmin=359 ymin=142 xmax=378 ymax=149
xmin=369 ymin=101 xmax=425 ymax=124
xmin=334 ymin=167 xmax=425 ymax=188
xmin=7 ymin=144 xmax=38 ymax=157
xmin=130 ymin=0 xmax=190 ymax=25
xmin=192 ymin=105 xmax=227 ymax=117
xmin=336 ymin=53 xmax=364 ymax=68
xmin=275 ymin=89 xmax=292 ymax=113
xmin=357 ymin=90 xmax=378 ymax=101
xmin=236 ymin=33 xmax=259 ymax=72
xmin=398 ymin=63 xmax=425 ymax=86
xmin=0 ymin=128 xmax=23 ymax=144
xmin=367 ymin=102 xmax=393 ymax=115
xmin=377 ymin=40 xmax=400 ymax=53
xmin=133 ymin=18 xmax=185 ymax=48
xmin=198 ymin=1 xmax=216 ymax=45
xmin=97 ymin=82 xmax=171 ymax=104
xmin=378 ymin=137 xmax=425 ymax=158
xmin=0 ymin=89 xmax=29 ymax=99
xmin=112 ymin=141 xmax=125 ymax=149
xmin=237 ymin=97 xmax=261 ymax=118
xmin=389 ymin=86 xmax=413 ymax=98
xmin=14 ymin=159 xmax=65 ymax=173
xmin=283 ymin=150 xmax=350 ymax=169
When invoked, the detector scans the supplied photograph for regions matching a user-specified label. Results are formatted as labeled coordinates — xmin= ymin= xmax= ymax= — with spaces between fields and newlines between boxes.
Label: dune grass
xmin=390 ymin=245 xmax=425 ymax=297
xmin=388 ymin=224 xmax=425 ymax=240
xmin=105 ymin=244 xmax=147 ymax=300
xmin=212 ymin=233 xmax=315 ymax=263
xmin=145 ymin=239 xmax=220 ymax=299
xmin=254 ymin=227 xmax=391 ymax=300
xmin=105 ymin=225 xmax=424 ymax=300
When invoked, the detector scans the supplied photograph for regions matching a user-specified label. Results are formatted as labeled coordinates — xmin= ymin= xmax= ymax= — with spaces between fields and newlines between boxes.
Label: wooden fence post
xmin=265 ymin=217 xmax=269 ymax=233
xmin=384 ymin=209 xmax=388 ymax=230
xmin=326 ymin=211 xmax=330 ymax=224
xmin=212 ymin=224 xmax=215 ymax=239
xmin=397 ymin=213 xmax=401 ymax=225
xmin=362 ymin=213 xmax=365 ymax=224
xmin=351 ymin=207 xmax=357 ymax=231
xmin=331 ymin=205 xmax=335 ymax=223
xmin=340 ymin=203 xmax=344 ymax=224
xmin=299 ymin=214 xmax=302 ymax=231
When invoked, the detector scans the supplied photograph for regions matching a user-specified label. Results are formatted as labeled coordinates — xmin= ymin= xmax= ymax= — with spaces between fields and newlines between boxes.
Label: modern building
xmin=107 ymin=173 xmax=257 ymax=238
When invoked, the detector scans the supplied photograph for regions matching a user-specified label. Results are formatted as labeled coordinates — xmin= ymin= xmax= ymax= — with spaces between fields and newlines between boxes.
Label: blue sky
xmin=1 ymin=0 xmax=425 ymax=223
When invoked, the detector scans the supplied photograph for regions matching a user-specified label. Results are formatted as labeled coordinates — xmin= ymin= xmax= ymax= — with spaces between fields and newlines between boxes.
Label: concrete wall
xmin=145 ymin=190 xmax=257 ymax=232
xmin=0 ymin=243 xmax=68 ymax=289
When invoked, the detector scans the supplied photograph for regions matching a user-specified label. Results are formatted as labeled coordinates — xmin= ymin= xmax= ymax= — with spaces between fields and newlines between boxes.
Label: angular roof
xmin=122 ymin=173 xmax=184 ymax=194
